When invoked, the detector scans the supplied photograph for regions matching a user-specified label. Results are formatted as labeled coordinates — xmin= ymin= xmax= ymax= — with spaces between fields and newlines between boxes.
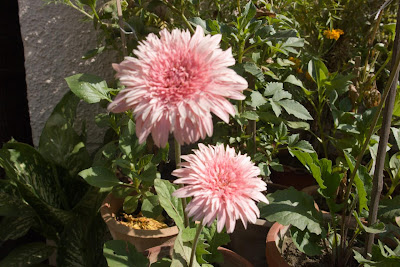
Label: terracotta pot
xmin=146 ymin=245 xmax=253 ymax=266
xmin=100 ymin=193 xmax=178 ymax=252
xmin=265 ymin=222 xmax=291 ymax=267
xmin=227 ymin=219 xmax=272 ymax=266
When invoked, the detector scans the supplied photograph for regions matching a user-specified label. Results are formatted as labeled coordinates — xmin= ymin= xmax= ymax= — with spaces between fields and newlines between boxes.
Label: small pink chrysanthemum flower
xmin=172 ymin=144 xmax=268 ymax=233
xmin=108 ymin=26 xmax=248 ymax=147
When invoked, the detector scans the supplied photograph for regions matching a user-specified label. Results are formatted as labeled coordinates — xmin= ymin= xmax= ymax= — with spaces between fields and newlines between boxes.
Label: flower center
xmin=208 ymin=160 xmax=238 ymax=195
xmin=148 ymin=51 xmax=207 ymax=105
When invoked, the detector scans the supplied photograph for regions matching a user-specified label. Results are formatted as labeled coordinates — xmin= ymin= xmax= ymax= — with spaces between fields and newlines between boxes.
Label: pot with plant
xmin=260 ymin=2 xmax=400 ymax=262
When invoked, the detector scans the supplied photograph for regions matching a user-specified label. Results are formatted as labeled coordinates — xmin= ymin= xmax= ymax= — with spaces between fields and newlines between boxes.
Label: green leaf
xmin=269 ymin=100 xmax=282 ymax=117
xmin=58 ymin=215 xmax=108 ymax=267
xmin=0 ymin=143 xmax=62 ymax=207
xmin=289 ymin=140 xmax=315 ymax=153
xmin=103 ymin=240 xmax=149 ymax=267
xmin=240 ymin=1 xmax=257 ymax=27
xmin=289 ymin=150 xmax=324 ymax=189
xmin=243 ymin=62 xmax=264 ymax=82
xmin=0 ymin=215 xmax=35 ymax=242
xmin=290 ymin=227 xmax=322 ymax=256
xmin=260 ymin=187 xmax=323 ymax=234
xmin=284 ymin=74 xmax=305 ymax=89
xmin=282 ymin=37 xmax=304 ymax=49
xmin=123 ymin=195 xmax=140 ymax=214
xmin=203 ymin=222 xmax=230 ymax=263
xmin=250 ymin=91 xmax=267 ymax=108
xmin=139 ymin=163 xmax=158 ymax=182
xmin=195 ymin=237 xmax=211 ymax=264
xmin=119 ymin=119 xmax=146 ymax=160
xmin=307 ymin=59 xmax=329 ymax=88
xmin=241 ymin=111 xmax=259 ymax=121
xmin=154 ymin=178 xmax=185 ymax=230
xmin=278 ymin=99 xmax=313 ymax=120
xmin=65 ymin=73 xmax=111 ymax=103
xmin=79 ymin=166 xmax=120 ymax=188
xmin=141 ymin=194 xmax=162 ymax=219
xmin=379 ymin=195 xmax=400 ymax=223
xmin=38 ymin=91 xmax=90 ymax=176
xmin=171 ymin=232 xmax=199 ymax=267
xmin=264 ymin=82 xmax=283 ymax=97
xmin=181 ymin=227 xmax=197 ymax=242
xmin=272 ymin=90 xmax=292 ymax=101
xmin=0 ymin=242 xmax=55 ymax=267
xmin=344 ymin=152 xmax=372 ymax=213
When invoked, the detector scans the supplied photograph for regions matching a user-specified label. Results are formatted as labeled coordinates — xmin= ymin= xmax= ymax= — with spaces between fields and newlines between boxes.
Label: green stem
xmin=162 ymin=1 xmax=195 ymax=33
xmin=237 ymin=40 xmax=245 ymax=114
xmin=67 ymin=0 xmax=94 ymax=20
xmin=189 ymin=223 xmax=205 ymax=267
xmin=175 ymin=139 xmax=189 ymax=228
xmin=237 ymin=0 xmax=241 ymax=15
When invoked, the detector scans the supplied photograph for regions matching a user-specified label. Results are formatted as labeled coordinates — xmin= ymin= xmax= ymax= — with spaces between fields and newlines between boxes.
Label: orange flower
xmin=323 ymin=28 xmax=344 ymax=40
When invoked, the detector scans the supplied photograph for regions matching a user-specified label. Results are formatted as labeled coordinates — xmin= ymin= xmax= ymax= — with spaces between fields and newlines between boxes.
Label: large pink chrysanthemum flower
xmin=108 ymin=26 xmax=248 ymax=147
xmin=172 ymin=144 xmax=268 ymax=233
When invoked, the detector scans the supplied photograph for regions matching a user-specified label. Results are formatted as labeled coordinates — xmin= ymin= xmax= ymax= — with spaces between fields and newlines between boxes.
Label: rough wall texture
xmin=18 ymin=0 xmax=117 ymax=148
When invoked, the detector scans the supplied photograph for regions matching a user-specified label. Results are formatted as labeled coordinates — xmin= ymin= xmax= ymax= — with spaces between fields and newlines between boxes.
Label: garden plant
xmin=1 ymin=0 xmax=400 ymax=266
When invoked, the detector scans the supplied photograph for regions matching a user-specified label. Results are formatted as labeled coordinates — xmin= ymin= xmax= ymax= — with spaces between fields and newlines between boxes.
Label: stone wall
xmin=18 ymin=0 xmax=117 ymax=148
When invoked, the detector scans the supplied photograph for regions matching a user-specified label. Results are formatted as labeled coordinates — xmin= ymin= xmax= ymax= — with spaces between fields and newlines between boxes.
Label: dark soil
xmin=282 ymin=237 xmax=358 ymax=267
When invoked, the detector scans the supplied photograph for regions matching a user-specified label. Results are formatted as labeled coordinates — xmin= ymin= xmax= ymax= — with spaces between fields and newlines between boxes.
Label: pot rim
xmin=100 ymin=193 xmax=179 ymax=238
xmin=265 ymin=222 xmax=291 ymax=267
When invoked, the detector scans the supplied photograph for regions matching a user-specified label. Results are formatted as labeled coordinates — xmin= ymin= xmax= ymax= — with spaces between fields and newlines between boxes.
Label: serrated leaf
xmin=250 ymin=91 xmax=267 ymax=108
xmin=272 ymin=90 xmax=292 ymax=101
xmin=260 ymin=187 xmax=323 ymax=234
xmin=0 ymin=242 xmax=55 ymax=267
xmin=195 ymin=237 xmax=211 ymax=264
xmin=269 ymin=100 xmax=282 ymax=117
xmin=264 ymin=82 xmax=283 ymax=96
xmin=278 ymin=99 xmax=313 ymax=120
xmin=65 ymin=73 xmax=111 ymax=103
xmin=154 ymin=178 xmax=185 ymax=230
xmin=79 ymin=166 xmax=120 ymax=188
xmin=203 ymin=222 xmax=230 ymax=263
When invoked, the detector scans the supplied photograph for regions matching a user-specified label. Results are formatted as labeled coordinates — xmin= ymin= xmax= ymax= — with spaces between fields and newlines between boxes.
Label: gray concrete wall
xmin=18 ymin=0 xmax=117 ymax=148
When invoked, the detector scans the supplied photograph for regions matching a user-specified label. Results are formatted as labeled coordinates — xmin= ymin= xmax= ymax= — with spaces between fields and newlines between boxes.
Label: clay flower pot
xmin=227 ymin=219 xmax=272 ymax=266
xmin=146 ymin=245 xmax=253 ymax=266
xmin=265 ymin=222 xmax=291 ymax=267
xmin=100 ymin=193 xmax=178 ymax=252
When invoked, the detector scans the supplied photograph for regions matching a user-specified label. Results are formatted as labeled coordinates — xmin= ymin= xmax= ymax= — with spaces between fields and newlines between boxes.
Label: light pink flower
xmin=108 ymin=26 xmax=248 ymax=147
xmin=172 ymin=144 xmax=268 ymax=233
